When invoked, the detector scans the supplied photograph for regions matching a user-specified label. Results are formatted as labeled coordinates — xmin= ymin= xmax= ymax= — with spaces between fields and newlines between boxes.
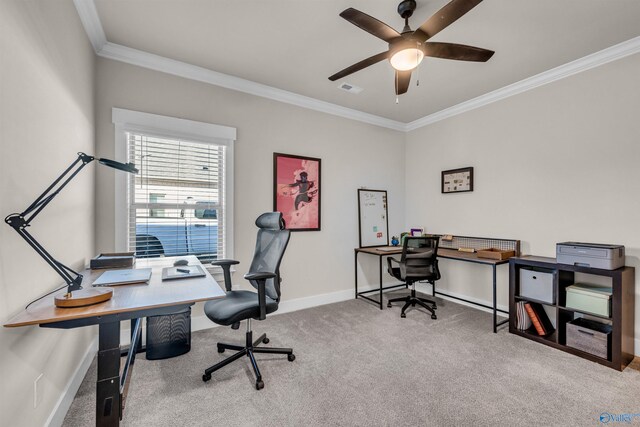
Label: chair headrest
xmin=255 ymin=212 xmax=285 ymax=230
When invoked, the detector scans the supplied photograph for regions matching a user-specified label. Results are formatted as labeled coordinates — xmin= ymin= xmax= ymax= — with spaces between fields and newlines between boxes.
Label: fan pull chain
xmin=395 ymin=71 xmax=399 ymax=104
xmin=416 ymin=44 xmax=420 ymax=87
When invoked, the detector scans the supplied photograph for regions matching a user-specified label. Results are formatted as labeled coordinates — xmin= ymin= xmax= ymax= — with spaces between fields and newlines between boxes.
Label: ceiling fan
xmin=328 ymin=0 xmax=494 ymax=95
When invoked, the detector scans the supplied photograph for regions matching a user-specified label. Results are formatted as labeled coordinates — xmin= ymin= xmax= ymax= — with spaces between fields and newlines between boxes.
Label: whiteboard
xmin=358 ymin=189 xmax=389 ymax=247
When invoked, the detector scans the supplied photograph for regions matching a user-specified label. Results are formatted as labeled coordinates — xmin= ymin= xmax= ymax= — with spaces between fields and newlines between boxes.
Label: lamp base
xmin=54 ymin=288 xmax=113 ymax=308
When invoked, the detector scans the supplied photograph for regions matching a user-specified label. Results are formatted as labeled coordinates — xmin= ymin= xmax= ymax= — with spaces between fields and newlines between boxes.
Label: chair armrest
xmin=433 ymin=259 xmax=441 ymax=281
xmin=211 ymin=259 xmax=240 ymax=266
xmin=211 ymin=259 xmax=240 ymax=292
xmin=244 ymin=272 xmax=276 ymax=280
xmin=244 ymin=272 xmax=276 ymax=320
xmin=387 ymin=257 xmax=402 ymax=277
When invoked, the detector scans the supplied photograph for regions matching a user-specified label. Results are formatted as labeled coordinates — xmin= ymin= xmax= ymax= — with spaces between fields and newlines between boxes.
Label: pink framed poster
xmin=273 ymin=153 xmax=321 ymax=231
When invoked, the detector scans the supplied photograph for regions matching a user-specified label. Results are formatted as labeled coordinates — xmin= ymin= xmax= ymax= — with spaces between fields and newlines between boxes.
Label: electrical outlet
xmin=34 ymin=373 xmax=43 ymax=409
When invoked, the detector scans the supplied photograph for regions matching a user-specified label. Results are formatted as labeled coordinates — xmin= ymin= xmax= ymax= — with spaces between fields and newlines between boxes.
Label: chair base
xmin=202 ymin=326 xmax=294 ymax=390
xmin=387 ymin=287 xmax=437 ymax=319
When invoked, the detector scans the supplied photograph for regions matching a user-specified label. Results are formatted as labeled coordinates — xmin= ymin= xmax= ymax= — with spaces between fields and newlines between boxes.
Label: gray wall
xmin=405 ymin=53 xmax=640 ymax=353
xmin=95 ymin=58 xmax=406 ymax=310
xmin=0 ymin=1 xmax=96 ymax=425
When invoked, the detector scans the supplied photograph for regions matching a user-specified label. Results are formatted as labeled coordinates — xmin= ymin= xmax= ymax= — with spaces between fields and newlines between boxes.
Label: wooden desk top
xmin=355 ymin=247 xmax=510 ymax=266
xmin=355 ymin=246 xmax=403 ymax=256
xmin=4 ymin=256 xmax=225 ymax=328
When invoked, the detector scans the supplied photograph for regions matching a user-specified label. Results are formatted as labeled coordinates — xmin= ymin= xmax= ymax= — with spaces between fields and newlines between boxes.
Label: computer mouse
xmin=173 ymin=259 xmax=189 ymax=266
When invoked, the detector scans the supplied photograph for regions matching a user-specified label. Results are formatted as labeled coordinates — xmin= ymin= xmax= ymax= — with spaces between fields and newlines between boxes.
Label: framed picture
xmin=442 ymin=167 xmax=474 ymax=194
xmin=273 ymin=153 xmax=321 ymax=231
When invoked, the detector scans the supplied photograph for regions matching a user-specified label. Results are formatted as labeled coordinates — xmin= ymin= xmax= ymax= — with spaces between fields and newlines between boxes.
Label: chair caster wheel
xmin=263 ymin=337 xmax=270 ymax=344
xmin=217 ymin=346 xmax=225 ymax=353
xmin=431 ymin=314 xmax=437 ymax=320
xmin=288 ymin=354 xmax=296 ymax=362
xmin=401 ymin=313 xmax=406 ymax=318
xmin=387 ymin=303 xmax=392 ymax=308
xmin=256 ymin=380 xmax=264 ymax=390
xmin=202 ymin=373 xmax=211 ymax=382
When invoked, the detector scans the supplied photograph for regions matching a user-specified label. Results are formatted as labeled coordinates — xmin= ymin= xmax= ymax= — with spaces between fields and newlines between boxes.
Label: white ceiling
xmin=92 ymin=0 xmax=640 ymax=123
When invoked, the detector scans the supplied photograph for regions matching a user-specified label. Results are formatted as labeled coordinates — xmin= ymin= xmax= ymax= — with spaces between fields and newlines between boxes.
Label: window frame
xmin=112 ymin=108 xmax=236 ymax=265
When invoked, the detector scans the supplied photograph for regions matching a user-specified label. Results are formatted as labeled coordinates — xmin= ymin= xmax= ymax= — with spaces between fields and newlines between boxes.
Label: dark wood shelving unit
xmin=514 ymin=295 xmax=557 ymax=307
xmin=509 ymin=256 xmax=635 ymax=371
xmin=557 ymin=306 xmax=612 ymax=321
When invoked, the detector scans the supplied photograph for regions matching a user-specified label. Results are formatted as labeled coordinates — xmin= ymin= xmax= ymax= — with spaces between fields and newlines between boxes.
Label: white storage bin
xmin=519 ymin=268 xmax=555 ymax=304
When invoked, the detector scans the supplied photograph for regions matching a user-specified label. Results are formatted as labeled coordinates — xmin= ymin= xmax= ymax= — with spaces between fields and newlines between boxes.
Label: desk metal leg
xmin=97 ymin=322 xmax=121 ymax=427
xmin=120 ymin=318 xmax=145 ymax=357
xmin=491 ymin=265 xmax=510 ymax=333
xmin=378 ymin=255 xmax=383 ymax=310
xmin=492 ymin=265 xmax=497 ymax=333
xmin=354 ymin=252 xmax=405 ymax=308
xmin=354 ymin=251 xmax=359 ymax=299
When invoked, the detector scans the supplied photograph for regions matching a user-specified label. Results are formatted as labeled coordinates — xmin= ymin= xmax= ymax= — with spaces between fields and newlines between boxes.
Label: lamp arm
xmin=14 ymin=226 xmax=83 ymax=291
xmin=20 ymin=153 xmax=95 ymax=224
xmin=4 ymin=152 xmax=94 ymax=295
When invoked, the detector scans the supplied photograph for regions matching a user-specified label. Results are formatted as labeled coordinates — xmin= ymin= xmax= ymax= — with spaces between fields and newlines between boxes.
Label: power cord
xmin=25 ymin=285 xmax=66 ymax=310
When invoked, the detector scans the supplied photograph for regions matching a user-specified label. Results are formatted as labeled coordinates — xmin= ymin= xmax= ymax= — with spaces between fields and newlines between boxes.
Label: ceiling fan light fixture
xmin=389 ymin=46 xmax=424 ymax=71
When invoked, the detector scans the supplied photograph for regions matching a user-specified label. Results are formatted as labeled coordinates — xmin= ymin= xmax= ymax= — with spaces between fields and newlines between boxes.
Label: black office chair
xmin=202 ymin=212 xmax=294 ymax=390
xmin=386 ymin=236 xmax=441 ymax=319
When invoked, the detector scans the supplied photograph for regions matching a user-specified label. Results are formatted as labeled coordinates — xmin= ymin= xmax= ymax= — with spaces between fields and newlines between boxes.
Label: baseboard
xmin=46 ymin=336 xmax=98 ymax=427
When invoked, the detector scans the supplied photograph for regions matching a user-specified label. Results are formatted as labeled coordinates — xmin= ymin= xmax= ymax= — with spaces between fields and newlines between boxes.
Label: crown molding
xmin=74 ymin=0 xmax=640 ymax=134
xmin=406 ymin=36 xmax=640 ymax=132
xmin=72 ymin=1 xmax=404 ymax=131
xmin=98 ymin=42 xmax=406 ymax=131
xmin=72 ymin=0 xmax=106 ymax=52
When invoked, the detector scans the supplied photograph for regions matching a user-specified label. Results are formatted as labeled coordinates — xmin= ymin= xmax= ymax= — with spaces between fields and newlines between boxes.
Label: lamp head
xmin=98 ymin=158 xmax=138 ymax=174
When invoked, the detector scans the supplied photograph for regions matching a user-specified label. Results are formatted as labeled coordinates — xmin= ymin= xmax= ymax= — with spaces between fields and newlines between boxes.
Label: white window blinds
xmin=126 ymin=132 xmax=225 ymax=263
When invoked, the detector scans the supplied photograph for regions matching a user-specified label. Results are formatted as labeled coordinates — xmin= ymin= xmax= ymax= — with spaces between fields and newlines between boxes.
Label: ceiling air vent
xmin=338 ymin=82 xmax=363 ymax=94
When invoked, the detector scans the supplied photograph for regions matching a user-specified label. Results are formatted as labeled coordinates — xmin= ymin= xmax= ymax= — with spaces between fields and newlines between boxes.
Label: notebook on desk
xmin=161 ymin=264 xmax=206 ymax=281
xmin=377 ymin=246 xmax=401 ymax=252
xmin=92 ymin=268 xmax=152 ymax=286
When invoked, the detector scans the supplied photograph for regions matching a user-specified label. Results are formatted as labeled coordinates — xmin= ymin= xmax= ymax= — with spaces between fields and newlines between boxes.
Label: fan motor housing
xmin=397 ymin=0 xmax=417 ymax=19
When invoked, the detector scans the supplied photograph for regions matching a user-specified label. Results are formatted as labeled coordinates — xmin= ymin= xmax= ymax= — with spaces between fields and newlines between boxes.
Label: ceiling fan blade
xmin=423 ymin=42 xmax=494 ymax=62
xmin=340 ymin=8 xmax=401 ymax=43
xmin=413 ymin=0 xmax=483 ymax=42
xmin=395 ymin=70 xmax=412 ymax=95
xmin=329 ymin=51 xmax=390 ymax=81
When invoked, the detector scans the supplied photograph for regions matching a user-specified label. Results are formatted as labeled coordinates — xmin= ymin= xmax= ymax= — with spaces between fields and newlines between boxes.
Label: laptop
xmin=92 ymin=268 xmax=152 ymax=286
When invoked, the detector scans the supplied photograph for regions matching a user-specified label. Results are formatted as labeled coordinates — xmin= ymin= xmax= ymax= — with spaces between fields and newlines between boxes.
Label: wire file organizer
xmin=435 ymin=234 xmax=521 ymax=256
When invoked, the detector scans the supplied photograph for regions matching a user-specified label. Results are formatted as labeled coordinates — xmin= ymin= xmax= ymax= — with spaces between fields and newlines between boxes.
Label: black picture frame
xmin=273 ymin=153 xmax=321 ymax=231
xmin=441 ymin=167 xmax=474 ymax=194
xmin=357 ymin=189 xmax=389 ymax=248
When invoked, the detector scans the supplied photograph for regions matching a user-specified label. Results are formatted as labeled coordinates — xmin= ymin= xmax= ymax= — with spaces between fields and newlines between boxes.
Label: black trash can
xmin=146 ymin=306 xmax=191 ymax=360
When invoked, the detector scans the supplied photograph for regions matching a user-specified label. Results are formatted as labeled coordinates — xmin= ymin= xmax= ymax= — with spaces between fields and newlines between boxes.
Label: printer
xmin=556 ymin=242 xmax=625 ymax=270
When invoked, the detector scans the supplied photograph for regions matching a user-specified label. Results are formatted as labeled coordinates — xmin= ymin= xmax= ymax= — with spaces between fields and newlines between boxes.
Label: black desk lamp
xmin=5 ymin=152 xmax=138 ymax=308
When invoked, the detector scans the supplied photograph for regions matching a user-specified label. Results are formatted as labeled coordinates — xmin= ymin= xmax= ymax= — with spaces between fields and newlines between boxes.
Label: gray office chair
xmin=387 ymin=236 xmax=441 ymax=319
xmin=202 ymin=212 xmax=294 ymax=390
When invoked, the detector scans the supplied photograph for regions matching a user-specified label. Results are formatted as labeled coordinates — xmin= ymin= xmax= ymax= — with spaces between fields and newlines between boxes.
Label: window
xmin=113 ymin=109 xmax=235 ymax=265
